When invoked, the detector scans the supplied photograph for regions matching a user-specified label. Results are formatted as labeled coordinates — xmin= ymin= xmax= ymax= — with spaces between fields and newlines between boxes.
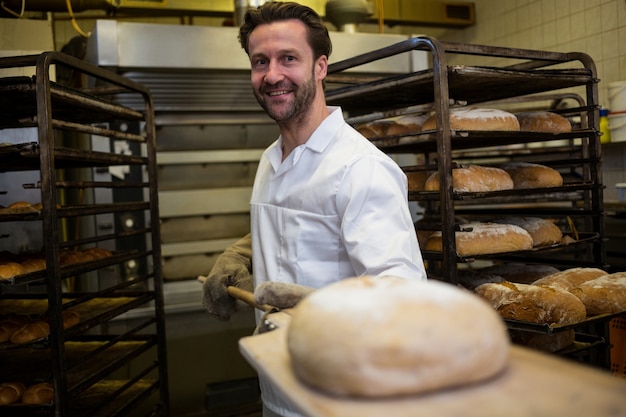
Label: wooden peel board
xmin=239 ymin=312 xmax=626 ymax=417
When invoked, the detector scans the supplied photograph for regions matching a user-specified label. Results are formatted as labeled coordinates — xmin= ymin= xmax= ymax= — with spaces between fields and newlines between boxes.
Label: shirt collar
xmin=269 ymin=106 xmax=344 ymax=168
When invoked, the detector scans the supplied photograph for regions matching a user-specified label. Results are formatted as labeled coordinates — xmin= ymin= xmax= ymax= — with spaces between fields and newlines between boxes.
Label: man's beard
xmin=255 ymin=70 xmax=317 ymax=123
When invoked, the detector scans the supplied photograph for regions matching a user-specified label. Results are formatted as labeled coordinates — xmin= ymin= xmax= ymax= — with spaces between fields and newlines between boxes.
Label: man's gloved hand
xmin=254 ymin=281 xmax=315 ymax=309
xmin=201 ymin=234 xmax=253 ymax=321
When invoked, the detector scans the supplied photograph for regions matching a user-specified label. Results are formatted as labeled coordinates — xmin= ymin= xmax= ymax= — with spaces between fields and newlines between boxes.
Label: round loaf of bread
xmin=501 ymin=162 xmax=563 ymax=189
xmin=287 ymin=276 xmax=510 ymax=397
xmin=0 ymin=262 xmax=26 ymax=279
xmin=515 ymin=111 xmax=572 ymax=133
xmin=421 ymin=107 xmax=520 ymax=131
xmin=424 ymin=165 xmax=514 ymax=192
xmin=22 ymin=382 xmax=53 ymax=405
xmin=492 ymin=217 xmax=563 ymax=247
xmin=475 ymin=281 xmax=587 ymax=325
xmin=425 ymin=222 xmax=533 ymax=257
xmin=532 ymin=267 xmax=607 ymax=291
xmin=0 ymin=382 xmax=26 ymax=405
xmin=569 ymin=272 xmax=626 ymax=315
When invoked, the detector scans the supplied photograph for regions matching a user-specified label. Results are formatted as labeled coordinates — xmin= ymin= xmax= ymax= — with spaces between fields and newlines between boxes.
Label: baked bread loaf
xmin=22 ymin=382 xmax=54 ymax=405
xmin=532 ymin=267 xmax=607 ymax=291
xmin=20 ymin=258 xmax=46 ymax=274
xmin=569 ymin=272 xmax=626 ymax=316
xmin=386 ymin=114 xmax=427 ymax=135
xmin=0 ymin=382 xmax=26 ymax=405
xmin=425 ymin=222 xmax=533 ymax=257
xmin=501 ymin=162 xmax=563 ymax=189
xmin=405 ymin=170 xmax=435 ymax=191
xmin=479 ymin=263 xmax=559 ymax=284
xmin=0 ymin=262 xmax=26 ymax=279
xmin=421 ymin=107 xmax=520 ymax=131
xmin=475 ymin=281 xmax=587 ymax=325
xmin=356 ymin=120 xmax=394 ymax=138
xmin=515 ymin=111 xmax=572 ymax=133
xmin=492 ymin=217 xmax=563 ymax=247
xmin=9 ymin=321 xmax=50 ymax=344
xmin=287 ymin=276 xmax=510 ymax=397
xmin=0 ymin=314 xmax=30 ymax=343
xmin=62 ymin=310 xmax=81 ymax=329
xmin=424 ymin=165 xmax=514 ymax=192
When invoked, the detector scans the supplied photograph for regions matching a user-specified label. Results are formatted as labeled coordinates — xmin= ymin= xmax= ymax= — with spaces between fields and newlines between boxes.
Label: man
xmin=202 ymin=2 xmax=427 ymax=416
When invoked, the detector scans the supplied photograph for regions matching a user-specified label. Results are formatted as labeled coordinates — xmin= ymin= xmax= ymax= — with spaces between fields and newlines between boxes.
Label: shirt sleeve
xmin=335 ymin=154 xmax=427 ymax=281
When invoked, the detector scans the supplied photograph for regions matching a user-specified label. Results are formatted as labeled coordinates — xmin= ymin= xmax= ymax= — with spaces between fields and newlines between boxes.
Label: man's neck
xmin=279 ymin=100 xmax=330 ymax=160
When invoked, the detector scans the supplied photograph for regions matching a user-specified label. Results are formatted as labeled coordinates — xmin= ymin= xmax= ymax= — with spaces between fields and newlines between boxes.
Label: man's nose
xmin=263 ymin=61 xmax=284 ymax=84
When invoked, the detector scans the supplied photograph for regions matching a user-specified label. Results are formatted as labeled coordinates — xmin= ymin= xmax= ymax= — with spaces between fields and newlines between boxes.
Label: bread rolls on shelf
xmin=531 ymin=267 xmax=607 ymax=291
xmin=569 ymin=272 xmax=626 ymax=315
xmin=492 ymin=217 xmax=563 ymax=247
xmin=9 ymin=321 xmax=50 ymax=344
xmin=475 ymin=281 xmax=587 ymax=325
xmin=287 ymin=276 xmax=510 ymax=397
xmin=425 ymin=222 xmax=533 ymax=257
xmin=501 ymin=162 xmax=563 ymax=189
xmin=20 ymin=258 xmax=46 ymax=274
xmin=424 ymin=165 xmax=514 ymax=192
xmin=515 ymin=111 xmax=572 ymax=133
xmin=0 ymin=382 xmax=26 ymax=405
xmin=21 ymin=382 xmax=54 ymax=405
xmin=0 ymin=314 xmax=30 ymax=343
xmin=0 ymin=262 xmax=26 ymax=279
xmin=421 ymin=107 xmax=520 ymax=131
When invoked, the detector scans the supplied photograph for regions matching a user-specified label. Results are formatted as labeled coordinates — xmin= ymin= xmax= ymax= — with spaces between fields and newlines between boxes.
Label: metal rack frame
xmin=0 ymin=51 xmax=169 ymax=416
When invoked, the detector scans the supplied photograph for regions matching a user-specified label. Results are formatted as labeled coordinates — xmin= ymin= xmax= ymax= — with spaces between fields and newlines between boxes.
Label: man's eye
xmin=285 ymin=56 xmax=295 ymax=62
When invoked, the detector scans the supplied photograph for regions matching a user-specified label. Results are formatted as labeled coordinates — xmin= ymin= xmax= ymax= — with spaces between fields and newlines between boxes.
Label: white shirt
xmin=250 ymin=106 xmax=426 ymax=416
xmin=250 ymin=106 xmax=426 ymax=290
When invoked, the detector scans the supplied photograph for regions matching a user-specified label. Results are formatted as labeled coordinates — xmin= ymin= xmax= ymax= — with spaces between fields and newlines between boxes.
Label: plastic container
xmin=609 ymin=110 xmax=626 ymax=142
xmin=600 ymin=108 xmax=611 ymax=143
xmin=608 ymin=81 xmax=626 ymax=112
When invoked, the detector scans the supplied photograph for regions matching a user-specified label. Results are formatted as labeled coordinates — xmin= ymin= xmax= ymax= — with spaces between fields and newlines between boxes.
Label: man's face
xmin=247 ymin=19 xmax=326 ymax=123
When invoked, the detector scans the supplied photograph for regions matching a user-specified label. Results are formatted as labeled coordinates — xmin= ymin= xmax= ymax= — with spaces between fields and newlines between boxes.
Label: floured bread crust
xmin=424 ymin=165 xmax=514 ymax=192
xmin=532 ymin=267 xmax=607 ymax=291
xmin=501 ymin=162 xmax=563 ymax=189
xmin=425 ymin=222 xmax=533 ymax=257
xmin=422 ymin=107 xmax=520 ymax=131
xmin=492 ymin=217 xmax=563 ymax=247
xmin=287 ymin=276 xmax=510 ymax=397
xmin=515 ymin=111 xmax=572 ymax=133
xmin=569 ymin=272 xmax=626 ymax=315
xmin=475 ymin=281 xmax=587 ymax=325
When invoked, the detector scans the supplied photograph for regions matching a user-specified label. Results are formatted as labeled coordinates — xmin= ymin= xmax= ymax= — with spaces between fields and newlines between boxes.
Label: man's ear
xmin=315 ymin=55 xmax=328 ymax=81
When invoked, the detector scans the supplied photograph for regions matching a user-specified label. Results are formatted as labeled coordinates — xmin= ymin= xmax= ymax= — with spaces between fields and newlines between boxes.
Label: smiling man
xmin=201 ymin=2 xmax=426 ymax=416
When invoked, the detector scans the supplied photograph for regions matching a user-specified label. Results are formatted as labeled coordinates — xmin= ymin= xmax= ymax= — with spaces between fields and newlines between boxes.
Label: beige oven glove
xmin=201 ymin=233 xmax=253 ymax=321
xmin=254 ymin=281 xmax=315 ymax=309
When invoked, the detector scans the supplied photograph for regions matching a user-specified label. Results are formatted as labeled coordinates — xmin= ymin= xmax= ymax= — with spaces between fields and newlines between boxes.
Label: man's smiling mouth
xmin=268 ymin=90 xmax=290 ymax=96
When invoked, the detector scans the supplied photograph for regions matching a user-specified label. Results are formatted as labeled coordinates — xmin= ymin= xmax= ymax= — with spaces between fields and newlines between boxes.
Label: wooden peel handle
xmin=227 ymin=286 xmax=276 ymax=312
